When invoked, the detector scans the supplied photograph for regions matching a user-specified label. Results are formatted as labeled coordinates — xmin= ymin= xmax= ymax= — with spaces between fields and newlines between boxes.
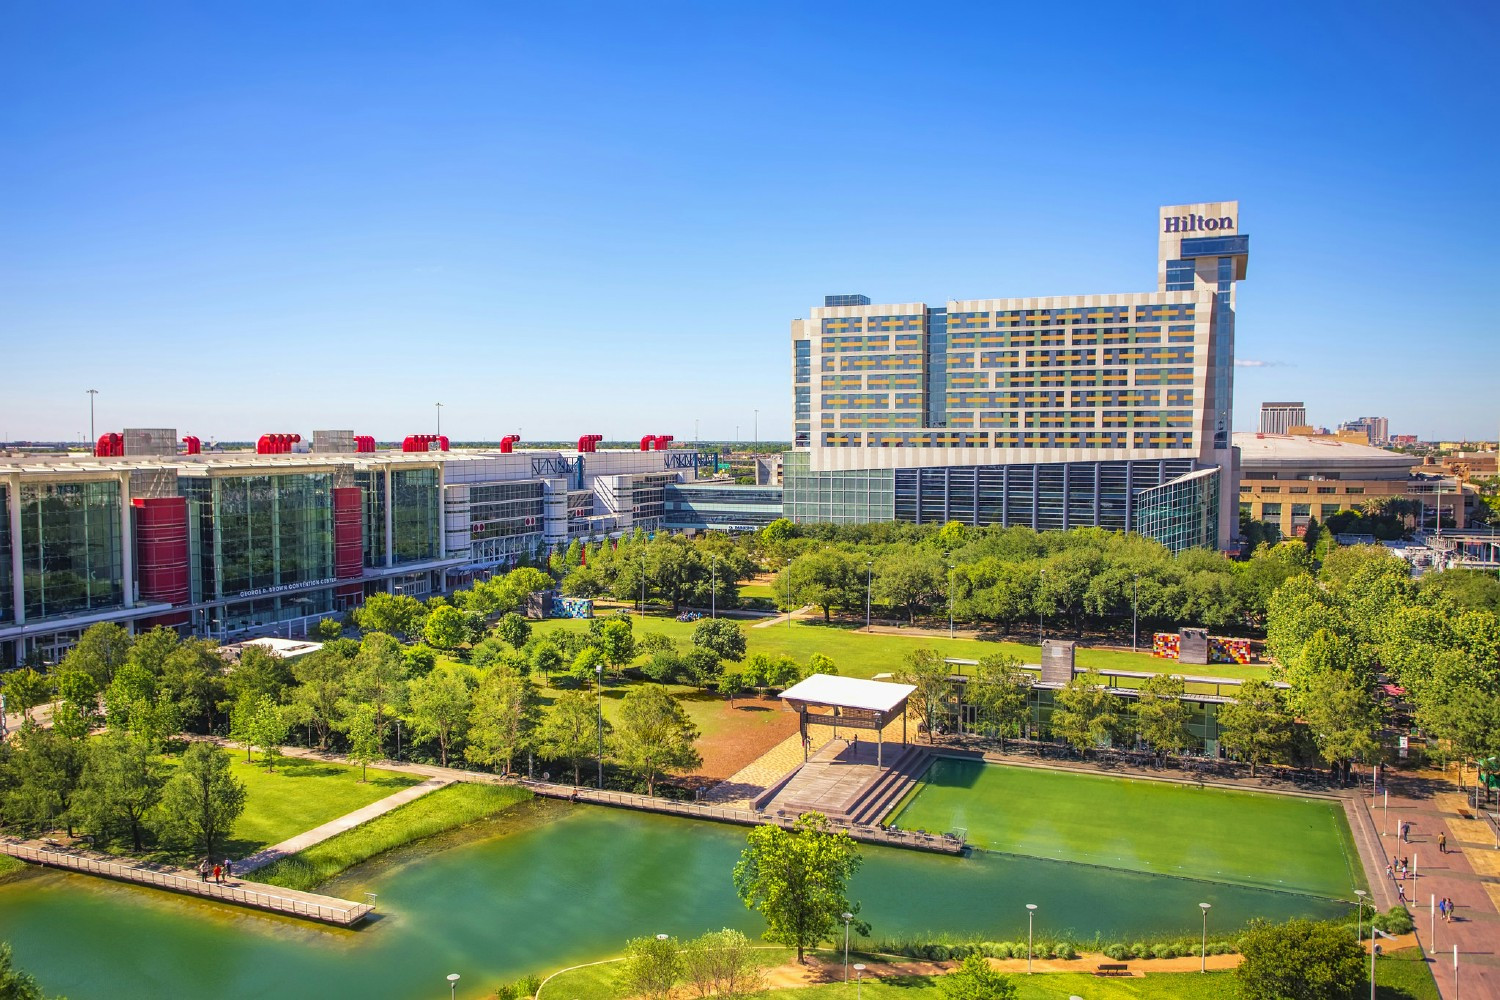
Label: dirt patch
xmin=686 ymin=696 xmax=801 ymax=786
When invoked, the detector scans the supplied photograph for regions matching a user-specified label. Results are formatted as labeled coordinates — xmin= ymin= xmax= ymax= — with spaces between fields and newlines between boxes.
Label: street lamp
xmin=436 ymin=402 xmax=443 ymax=437
xmin=711 ymin=553 xmax=717 ymax=619
xmin=1026 ymin=903 xmax=1038 ymax=973
xmin=1355 ymin=888 xmax=1368 ymax=943
xmin=447 ymin=973 xmax=460 ymax=999
xmin=596 ymin=663 xmax=605 ymax=789
xmin=948 ymin=564 xmax=955 ymax=638
xmin=865 ymin=561 xmax=873 ymax=631
xmin=842 ymin=911 xmax=854 ymax=981
xmin=853 ymin=964 xmax=866 ymax=1000
xmin=1038 ymin=570 xmax=1045 ymax=643
xmin=1132 ymin=573 xmax=1140 ymax=652
xmin=86 ymin=389 xmax=98 ymax=446
xmin=1199 ymin=902 xmax=1211 ymax=973
xmin=640 ymin=547 xmax=647 ymax=613
xmin=786 ymin=558 xmax=793 ymax=630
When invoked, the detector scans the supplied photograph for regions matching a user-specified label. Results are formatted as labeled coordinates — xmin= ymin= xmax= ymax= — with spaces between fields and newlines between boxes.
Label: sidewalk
xmin=1361 ymin=771 xmax=1500 ymax=1000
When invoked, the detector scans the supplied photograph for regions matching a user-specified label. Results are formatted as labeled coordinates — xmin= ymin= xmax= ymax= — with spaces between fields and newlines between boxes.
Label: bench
xmin=1095 ymin=963 xmax=1129 ymax=976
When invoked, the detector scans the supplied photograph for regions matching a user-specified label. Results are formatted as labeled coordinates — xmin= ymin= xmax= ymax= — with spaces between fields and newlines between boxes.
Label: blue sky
xmin=3 ymin=1 xmax=1496 ymax=443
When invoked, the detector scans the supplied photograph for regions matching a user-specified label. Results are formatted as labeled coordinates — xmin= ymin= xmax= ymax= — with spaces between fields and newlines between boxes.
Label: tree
xmin=966 ymin=654 xmax=1030 ymax=747
xmin=0 ymin=942 xmax=64 ymax=1000
xmin=406 ymin=664 xmax=473 ymax=767
xmin=784 ymin=549 xmax=862 ymax=622
xmin=1133 ymin=673 xmax=1192 ymax=765
xmin=159 ymin=741 xmax=246 ymax=858
xmin=290 ymin=647 xmax=351 ymax=750
xmin=73 ymin=729 xmax=166 ymax=851
xmin=531 ymin=640 xmax=564 ymax=681
xmin=59 ymin=622 xmax=133 ymax=687
xmin=872 ymin=549 xmax=946 ymax=623
xmin=227 ymin=644 xmax=295 ymax=706
xmin=680 ymin=929 xmax=766 ymax=1000
xmin=52 ymin=668 xmax=100 ymax=740
xmin=1234 ymin=918 xmax=1363 ymax=1000
xmin=315 ymin=617 xmax=343 ymax=641
xmin=692 ymin=618 xmax=747 ymax=662
xmin=496 ymin=612 xmax=532 ymax=649
xmin=2 ymin=721 xmax=84 ymax=835
xmin=344 ymin=632 xmax=409 ymax=750
xmin=1300 ymin=670 xmax=1382 ymax=784
xmin=613 ymin=686 xmax=702 ymax=796
xmin=345 ymin=706 xmax=383 ymax=782
xmin=466 ymin=665 xmax=541 ymax=775
xmin=732 ymin=812 xmax=864 ymax=963
xmin=2 ymin=668 xmax=51 ymax=720
xmin=540 ymin=690 xmax=605 ymax=786
xmin=352 ymin=592 xmax=429 ymax=639
xmin=1049 ymin=670 xmax=1122 ymax=756
xmin=621 ymin=934 xmax=684 ymax=1000
xmin=1216 ymin=679 xmax=1292 ymax=777
xmin=939 ymin=953 xmax=1018 ymax=1000
xmin=423 ymin=605 xmax=468 ymax=650
xmin=595 ymin=618 xmax=637 ymax=673
xmin=896 ymin=649 xmax=951 ymax=743
xmin=247 ymin=695 xmax=291 ymax=771
xmin=159 ymin=639 xmax=227 ymax=734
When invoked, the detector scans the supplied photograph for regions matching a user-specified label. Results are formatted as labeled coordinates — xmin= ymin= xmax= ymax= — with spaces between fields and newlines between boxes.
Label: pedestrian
xmin=213 ymin=863 xmax=223 ymax=884
xmin=1402 ymin=821 xmax=1411 ymax=843
xmin=1446 ymin=897 xmax=1455 ymax=922
xmin=1439 ymin=832 xmax=1447 ymax=854
xmin=1439 ymin=898 xmax=1448 ymax=921
xmin=1397 ymin=882 xmax=1406 ymax=903
xmin=223 ymin=858 xmax=233 ymax=883
xmin=1386 ymin=860 xmax=1394 ymax=879
xmin=197 ymin=858 xmax=209 ymax=882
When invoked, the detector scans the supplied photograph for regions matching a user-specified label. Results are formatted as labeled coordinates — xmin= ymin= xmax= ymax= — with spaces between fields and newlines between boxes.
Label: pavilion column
xmin=878 ymin=726 xmax=883 ymax=768
xmin=800 ymin=707 xmax=808 ymax=761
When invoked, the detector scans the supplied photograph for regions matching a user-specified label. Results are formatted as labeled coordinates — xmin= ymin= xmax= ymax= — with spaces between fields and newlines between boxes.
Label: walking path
xmin=1355 ymin=770 xmax=1500 ymax=1000
xmin=235 ymin=777 xmax=452 ymax=873
xmin=753 ymin=606 xmax=816 ymax=628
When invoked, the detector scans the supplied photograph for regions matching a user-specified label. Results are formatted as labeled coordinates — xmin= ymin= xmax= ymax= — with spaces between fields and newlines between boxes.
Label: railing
xmin=0 ymin=842 xmax=372 ymax=925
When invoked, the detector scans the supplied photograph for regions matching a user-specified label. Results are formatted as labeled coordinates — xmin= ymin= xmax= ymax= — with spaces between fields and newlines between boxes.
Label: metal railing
xmin=1 ymin=842 xmax=372 ymax=925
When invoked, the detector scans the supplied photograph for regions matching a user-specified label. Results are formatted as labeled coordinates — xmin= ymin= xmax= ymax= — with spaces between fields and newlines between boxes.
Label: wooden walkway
xmin=0 ymin=841 xmax=374 ymax=927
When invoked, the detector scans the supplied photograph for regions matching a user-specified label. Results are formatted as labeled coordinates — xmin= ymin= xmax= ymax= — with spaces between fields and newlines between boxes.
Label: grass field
xmin=532 ymin=614 xmax=1270 ymax=682
xmin=150 ymin=751 xmax=422 ymax=862
xmin=888 ymin=758 xmax=1363 ymax=898
xmin=256 ymin=782 xmax=532 ymax=890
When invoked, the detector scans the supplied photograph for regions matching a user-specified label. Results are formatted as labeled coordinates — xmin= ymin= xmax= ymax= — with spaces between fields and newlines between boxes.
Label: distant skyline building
xmin=1258 ymin=401 xmax=1307 ymax=435
xmin=785 ymin=202 xmax=1247 ymax=552
xmin=1339 ymin=416 xmax=1390 ymax=447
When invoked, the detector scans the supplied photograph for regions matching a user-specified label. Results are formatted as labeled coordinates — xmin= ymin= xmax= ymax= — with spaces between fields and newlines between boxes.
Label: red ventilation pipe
xmin=180 ymin=436 xmax=201 ymax=455
xmin=499 ymin=435 xmax=521 ymax=453
xmin=401 ymin=434 xmax=449 ymax=453
xmin=255 ymin=433 xmax=301 ymax=455
xmin=354 ymin=435 xmax=376 ymax=453
xmin=95 ymin=433 xmax=124 ymax=457
xmin=655 ymin=435 xmax=674 ymax=451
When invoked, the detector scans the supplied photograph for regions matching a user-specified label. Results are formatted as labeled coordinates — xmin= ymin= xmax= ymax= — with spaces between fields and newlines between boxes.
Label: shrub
xmin=1103 ymin=944 xmax=1128 ymax=961
xmin=982 ymin=942 xmax=1011 ymax=959
xmin=1151 ymin=943 xmax=1176 ymax=959
xmin=1055 ymin=942 xmax=1078 ymax=960
xmin=511 ymin=974 xmax=541 ymax=999
xmin=1130 ymin=942 xmax=1148 ymax=959
xmin=1376 ymin=906 xmax=1414 ymax=935
xmin=925 ymin=945 xmax=951 ymax=961
xmin=1174 ymin=940 xmax=1194 ymax=957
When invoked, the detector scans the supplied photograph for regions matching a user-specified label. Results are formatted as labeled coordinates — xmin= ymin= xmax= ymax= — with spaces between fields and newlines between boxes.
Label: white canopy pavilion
xmin=779 ymin=673 xmax=916 ymax=767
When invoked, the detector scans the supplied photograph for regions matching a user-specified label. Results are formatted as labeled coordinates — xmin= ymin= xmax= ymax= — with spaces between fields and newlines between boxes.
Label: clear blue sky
xmin=3 ymin=1 xmax=1496 ymax=443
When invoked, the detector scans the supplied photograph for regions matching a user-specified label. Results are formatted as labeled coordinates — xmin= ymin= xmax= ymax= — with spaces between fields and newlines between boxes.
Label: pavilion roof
xmin=779 ymin=673 xmax=915 ymax=714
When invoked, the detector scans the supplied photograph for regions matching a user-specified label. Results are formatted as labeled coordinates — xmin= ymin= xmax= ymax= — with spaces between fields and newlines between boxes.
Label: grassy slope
xmin=255 ymin=783 xmax=532 ymax=891
xmin=533 ymin=615 xmax=1269 ymax=682
xmin=889 ymin=759 xmax=1363 ymax=898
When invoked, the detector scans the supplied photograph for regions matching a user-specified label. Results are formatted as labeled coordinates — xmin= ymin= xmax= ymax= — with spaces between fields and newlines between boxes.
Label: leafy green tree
xmin=52 ymin=668 xmax=100 ymax=740
xmin=784 ymin=549 xmax=862 ymax=622
xmin=733 ymin=812 xmax=864 ymax=963
xmin=966 ymin=654 xmax=1030 ymax=747
xmin=613 ymin=686 xmax=702 ymax=796
xmin=1133 ymin=673 xmax=1192 ymax=764
xmin=125 ymin=626 xmax=180 ymax=676
xmin=352 ymin=592 xmax=429 ymax=639
xmin=227 ymin=644 xmax=296 ymax=706
xmin=897 ymin=648 xmax=952 ymax=743
xmin=59 ymin=622 xmax=133 ymax=687
xmin=1234 ymin=918 xmax=1363 ymax=1000
xmin=496 ymin=613 xmax=532 ymax=649
xmin=595 ymin=618 xmax=637 ymax=673
xmin=761 ymin=518 xmax=797 ymax=546
xmin=403 ymin=644 xmax=438 ymax=676
xmin=158 ymin=741 xmax=246 ymax=858
xmin=939 ymin=953 xmax=1018 ymax=1000
xmin=0 ymin=942 xmax=64 ymax=1000
xmin=1049 ymin=670 xmax=1122 ymax=756
xmin=466 ymin=665 xmax=541 ymax=775
xmin=1 ymin=668 xmax=51 ymax=720
xmin=73 ymin=729 xmax=166 ymax=850
xmin=680 ymin=928 xmax=766 ymax=1000
xmin=159 ymin=639 xmax=227 ymax=734
xmin=315 ymin=617 xmax=344 ymax=641
xmin=406 ymin=664 xmax=473 ymax=767
xmin=345 ymin=706 xmax=382 ymax=782
xmin=344 ymin=632 xmax=409 ymax=750
xmin=423 ymin=605 xmax=469 ymax=650
xmin=692 ymin=618 xmax=747 ymax=662
xmin=540 ymin=690 xmax=606 ymax=786
xmin=1216 ymin=679 xmax=1293 ymax=777
xmin=2 ymin=721 xmax=84 ymax=835
xmin=872 ymin=549 xmax=946 ymax=623
xmin=1300 ymin=670 xmax=1382 ymax=784
xmin=621 ymin=934 xmax=683 ymax=1000
xmin=570 ymin=646 xmax=606 ymax=688
xmin=247 ymin=695 xmax=291 ymax=771
xmin=289 ymin=647 xmax=351 ymax=750
xmin=531 ymin=640 xmax=564 ymax=681
xmin=807 ymin=652 xmax=837 ymax=676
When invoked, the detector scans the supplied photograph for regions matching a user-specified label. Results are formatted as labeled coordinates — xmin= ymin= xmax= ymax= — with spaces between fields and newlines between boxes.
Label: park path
xmin=234 ymin=776 xmax=452 ymax=873
xmin=752 ymin=606 xmax=816 ymax=628
xmin=1358 ymin=771 xmax=1500 ymax=1000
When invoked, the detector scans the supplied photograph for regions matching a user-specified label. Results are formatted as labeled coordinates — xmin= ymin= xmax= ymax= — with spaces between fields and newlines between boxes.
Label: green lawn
xmin=256 ymin=782 xmax=532 ymax=891
xmin=532 ymin=614 xmax=1269 ymax=682
xmin=889 ymin=758 xmax=1363 ymax=899
xmin=153 ymin=750 xmax=422 ymax=861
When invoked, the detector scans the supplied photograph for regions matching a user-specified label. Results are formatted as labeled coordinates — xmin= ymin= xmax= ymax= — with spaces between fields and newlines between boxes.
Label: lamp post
xmin=1026 ymin=903 xmax=1037 ymax=973
xmin=853 ymin=964 xmax=866 ymax=1000
xmin=842 ymin=911 xmax=854 ymax=981
xmin=640 ymin=547 xmax=647 ymax=613
xmin=436 ymin=402 xmax=443 ymax=437
xmin=86 ymin=389 xmax=98 ymax=446
xmin=447 ymin=973 xmax=460 ymax=999
xmin=786 ymin=558 xmax=793 ymax=630
xmin=866 ymin=561 xmax=873 ymax=631
xmin=1199 ymin=902 xmax=1211 ymax=973
xmin=948 ymin=564 xmax=955 ymax=639
xmin=1355 ymin=888 xmax=1368 ymax=943
xmin=1132 ymin=573 xmax=1140 ymax=651
xmin=711 ymin=553 xmax=717 ymax=619
xmin=1038 ymin=570 xmax=1045 ymax=643
xmin=596 ymin=663 xmax=605 ymax=789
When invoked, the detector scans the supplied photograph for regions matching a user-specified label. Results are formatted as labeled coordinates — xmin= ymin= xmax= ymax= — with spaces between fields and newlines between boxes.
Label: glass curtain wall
xmin=0 ymin=484 xmax=10 ymax=624
xmin=355 ymin=470 xmax=386 ymax=567
xmin=18 ymin=480 xmax=123 ymax=620
xmin=391 ymin=468 xmax=440 ymax=564
xmin=182 ymin=473 xmax=334 ymax=601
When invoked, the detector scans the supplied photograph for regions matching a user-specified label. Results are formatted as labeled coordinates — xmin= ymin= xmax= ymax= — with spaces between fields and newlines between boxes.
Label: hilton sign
xmin=1163 ymin=214 xmax=1235 ymax=233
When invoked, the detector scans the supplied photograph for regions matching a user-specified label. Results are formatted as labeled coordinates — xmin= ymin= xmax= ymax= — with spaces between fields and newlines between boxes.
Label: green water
xmin=888 ymin=758 xmax=1364 ymax=898
xmin=0 ymin=800 xmax=1347 ymax=1000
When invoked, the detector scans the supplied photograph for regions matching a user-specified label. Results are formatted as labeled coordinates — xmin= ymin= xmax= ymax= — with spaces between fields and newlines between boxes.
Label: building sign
xmin=1163 ymin=214 xmax=1235 ymax=233
xmin=236 ymin=578 xmax=336 ymax=600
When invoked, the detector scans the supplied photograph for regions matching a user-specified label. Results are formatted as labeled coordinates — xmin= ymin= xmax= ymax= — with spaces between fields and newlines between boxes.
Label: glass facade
xmin=1134 ymin=468 xmax=1220 ymax=553
xmin=18 ymin=480 xmax=124 ymax=620
xmin=0 ymin=485 xmax=10 ymax=624
xmin=470 ymin=481 xmax=544 ymax=541
xmin=182 ymin=473 xmax=335 ymax=602
xmin=355 ymin=469 xmax=386 ymax=567
xmin=793 ymin=339 xmax=811 ymax=448
xmin=783 ymin=451 xmax=896 ymax=523
xmin=663 ymin=484 xmax=784 ymax=531
xmin=391 ymin=468 xmax=441 ymax=564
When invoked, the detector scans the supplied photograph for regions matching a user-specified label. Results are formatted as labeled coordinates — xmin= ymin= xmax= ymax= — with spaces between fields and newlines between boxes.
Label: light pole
xmin=436 ymin=402 xmax=443 ymax=437
xmin=447 ymin=973 xmax=460 ymax=1000
xmin=853 ymin=964 xmax=866 ymax=1000
xmin=948 ymin=564 xmax=955 ymax=638
xmin=842 ymin=911 xmax=853 ymax=981
xmin=86 ymin=389 xmax=98 ymax=446
xmin=1026 ymin=903 xmax=1037 ymax=973
xmin=754 ymin=409 xmax=758 ymax=446
xmin=1038 ymin=570 xmax=1045 ymax=643
xmin=866 ymin=561 xmax=873 ymax=631
xmin=1132 ymin=573 xmax=1140 ymax=651
xmin=1199 ymin=902 xmax=1211 ymax=973
xmin=786 ymin=558 xmax=793 ymax=630
xmin=711 ymin=553 xmax=717 ymax=619
xmin=640 ymin=547 xmax=647 ymax=613
xmin=596 ymin=663 xmax=605 ymax=789
xmin=1355 ymin=888 xmax=1368 ymax=943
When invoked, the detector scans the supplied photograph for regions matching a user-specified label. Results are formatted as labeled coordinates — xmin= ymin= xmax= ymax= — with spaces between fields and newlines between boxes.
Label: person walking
xmin=1401 ymin=821 xmax=1411 ymax=843
xmin=1445 ymin=897 xmax=1455 ymax=922
xmin=1397 ymin=882 xmax=1407 ymax=904
xmin=1438 ymin=832 xmax=1447 ymax=854
xmin=1439 ymin=898 xmax=1448 ymax=922
xmin=197 ymin=858 xmax=210 ymax=882
xmin=223 ymin=858 xmax=233 ymax=883
xmin=213 ymin=863 xmax=223 ymax=885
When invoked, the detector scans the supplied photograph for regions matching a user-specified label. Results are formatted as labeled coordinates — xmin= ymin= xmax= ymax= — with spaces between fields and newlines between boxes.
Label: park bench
xmin=1094 ymin=963 xmax=1129 ymax=976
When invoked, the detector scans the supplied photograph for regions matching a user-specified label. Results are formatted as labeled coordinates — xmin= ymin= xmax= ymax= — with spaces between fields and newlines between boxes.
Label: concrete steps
xmin=846 ymin=746 xmax=934 ymax=826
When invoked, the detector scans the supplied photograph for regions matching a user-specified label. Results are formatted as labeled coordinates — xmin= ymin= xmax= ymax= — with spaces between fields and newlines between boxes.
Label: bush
xmin=512 ymin=974 xmax=541 ymax=999
xmin=1129 ymin=942 xmax=1147 ymax=959
xmin=1376 ymin=906 xmax=1414 ymax=935
xmin=1151 ymin=943 xmax=1176 ymax=959
xmin=925 ymin=945 xmax=951 ymax=961
xmin=1055 ymin=942 xmax=1078 ymax=960
xmin=1174 ymin=940 xmax=1194 ymax=957
xmin=982 ymin=942 xmax=1012 ymax=959
xmin=1103 ymin=943 xmax=1128 ymax=961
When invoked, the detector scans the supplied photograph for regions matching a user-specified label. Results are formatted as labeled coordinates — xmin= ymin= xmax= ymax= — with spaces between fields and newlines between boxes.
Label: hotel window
xmin=1165 ymin=260 xmax=1195 ymax=291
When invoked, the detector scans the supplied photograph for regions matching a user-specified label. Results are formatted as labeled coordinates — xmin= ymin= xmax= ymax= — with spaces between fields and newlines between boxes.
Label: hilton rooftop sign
xmin=1163 ymin=214 xmax=1234 ymax=233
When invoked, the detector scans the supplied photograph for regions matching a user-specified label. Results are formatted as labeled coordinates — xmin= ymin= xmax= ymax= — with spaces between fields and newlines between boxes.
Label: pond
xmin=0 ymin=799 xmax=1349 ymax=1000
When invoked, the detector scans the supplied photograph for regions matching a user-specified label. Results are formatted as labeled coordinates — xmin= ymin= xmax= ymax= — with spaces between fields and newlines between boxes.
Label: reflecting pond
xmin=0 ymin=800 xmax=1348 ymax=1000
